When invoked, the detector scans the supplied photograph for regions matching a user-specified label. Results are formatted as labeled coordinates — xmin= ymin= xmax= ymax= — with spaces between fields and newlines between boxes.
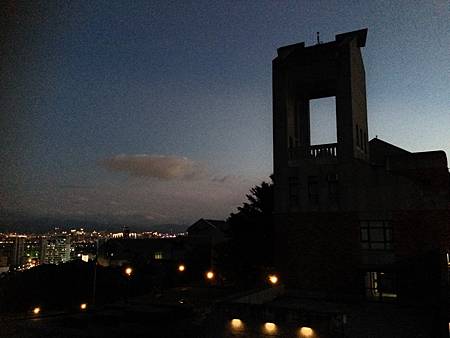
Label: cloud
xmin=59 ymin=185 xmax=94 ymax=190
xmin=99 ymin=154 xmax=206 ymax=180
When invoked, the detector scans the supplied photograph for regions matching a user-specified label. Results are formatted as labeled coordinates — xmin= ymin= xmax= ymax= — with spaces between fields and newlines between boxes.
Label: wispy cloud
xmin=99 ymin=154 xmax=206 ymax=180
xmin=59 ymin=185 xmax=94 ymax=190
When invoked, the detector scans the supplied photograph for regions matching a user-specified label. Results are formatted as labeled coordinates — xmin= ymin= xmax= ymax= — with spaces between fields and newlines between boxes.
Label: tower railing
xmin=288 ymin=143 xmax=338 ymax=161
xmin=309 ymin=143 xmax=337 ymax=158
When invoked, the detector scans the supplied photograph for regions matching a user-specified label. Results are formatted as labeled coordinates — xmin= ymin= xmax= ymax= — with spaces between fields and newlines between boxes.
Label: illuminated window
xmin=154 ymin=251 xmax=163 ymax=260
xmin=360 ymin=220 xmax=392 ymax=250
xmin=365 ymin=271 xmax=397 ymax=301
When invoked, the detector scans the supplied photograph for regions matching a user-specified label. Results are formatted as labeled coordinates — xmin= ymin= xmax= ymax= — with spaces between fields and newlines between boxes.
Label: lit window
xmin=365 ymin=271 xmax=397 ymax=301
xmin=154 ymin=251 xmax=163 ymax=260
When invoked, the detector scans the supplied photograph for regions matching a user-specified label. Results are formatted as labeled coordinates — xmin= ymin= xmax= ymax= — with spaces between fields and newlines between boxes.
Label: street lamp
xmin=206 ymin=271 xmax=214 ymax=280
xmin=80 ymin=303 xmax=87 ymax=311
xmin=125 ymin=267 xmax=133 ymax=277
xmin=32 ymin=307 xmax=41 ymax=315
xmin=178 ymin=264 xmax=185 ymax=272
xmin=124 ymin=267 xmax=133 ymax=304
xmin=268 ymin=274 xmax=278 ymax=285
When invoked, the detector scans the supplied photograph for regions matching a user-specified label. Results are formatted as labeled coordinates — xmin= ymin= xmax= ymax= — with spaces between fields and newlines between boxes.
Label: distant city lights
xmin=0 ymin=228 xmax=187 ymax=273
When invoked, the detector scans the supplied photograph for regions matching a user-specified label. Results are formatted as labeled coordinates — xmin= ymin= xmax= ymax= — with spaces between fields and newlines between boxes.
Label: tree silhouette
xmin=216 ymin=176 xmax=274 ymax=288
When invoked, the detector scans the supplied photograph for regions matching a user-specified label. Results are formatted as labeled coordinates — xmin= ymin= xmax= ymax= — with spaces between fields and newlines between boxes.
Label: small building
xmin=98 ymin=238 xmax=187 ymax=267
xmin=187 ymin=218 xmax=230 ymax=245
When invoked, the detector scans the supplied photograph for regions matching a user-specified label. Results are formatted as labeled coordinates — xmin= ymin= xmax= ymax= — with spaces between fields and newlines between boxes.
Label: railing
xmin=288 ymin=143 xmax=338 ymax=162
xmin=309 ymin=143 xmax=337 ymax=158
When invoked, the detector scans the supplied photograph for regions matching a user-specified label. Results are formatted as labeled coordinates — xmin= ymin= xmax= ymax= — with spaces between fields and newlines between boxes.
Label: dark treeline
xmin=0 ymin=260 xmax=183 ymax=313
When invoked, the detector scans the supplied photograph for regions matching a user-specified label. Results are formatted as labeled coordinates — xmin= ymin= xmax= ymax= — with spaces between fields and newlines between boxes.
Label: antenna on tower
xmin=316 ymin=32 xmax=321 ymax=44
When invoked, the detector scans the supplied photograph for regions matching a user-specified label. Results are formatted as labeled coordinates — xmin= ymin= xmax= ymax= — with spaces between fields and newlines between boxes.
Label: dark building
xmin=0 ymin=235 xmax=26 ymax=268
xmin=98 ymin=238 xmax=187 ymax=267
xmin=187 ymin=218 xmax=229 ymax=246
xmin=272 ymin=28 xmax=449 ymax=335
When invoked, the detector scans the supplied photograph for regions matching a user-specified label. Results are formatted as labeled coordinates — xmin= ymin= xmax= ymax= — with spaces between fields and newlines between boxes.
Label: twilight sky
xmin=1 ymin=1 xmax=449 ymax=226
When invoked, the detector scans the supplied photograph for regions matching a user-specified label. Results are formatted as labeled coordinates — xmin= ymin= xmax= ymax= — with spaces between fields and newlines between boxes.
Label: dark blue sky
xmin=2 ymin=1 xmax=449 ymax=226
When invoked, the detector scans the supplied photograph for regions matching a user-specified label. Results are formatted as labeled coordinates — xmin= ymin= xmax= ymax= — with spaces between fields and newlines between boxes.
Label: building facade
xmin=272 ymin=28 xmax=449 ymax=313
xmin=41 ymin=234 xmax=71 ymax=265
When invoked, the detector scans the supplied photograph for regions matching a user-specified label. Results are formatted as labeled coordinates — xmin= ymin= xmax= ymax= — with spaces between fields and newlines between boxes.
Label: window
xmin=360 ymin=220 xmax=392 ymax=250
xmin=288 ymin=177 xmax=299 ymax=207
xmin=327 ymin=173 xmax=338 ymax=201
xmin=308 ymin=176 xmax=319 ymax=204
xmin=365 ymin=271 xmax=397 ymax=301
xmin=154 ymin=251 xmax=163 ymax=260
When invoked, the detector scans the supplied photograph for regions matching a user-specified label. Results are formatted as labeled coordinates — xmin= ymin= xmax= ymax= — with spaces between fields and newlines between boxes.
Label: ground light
xmin=178 ymin=264 xmax=185 ymax=272
xmin=80 ymin=303 xmax=87 ymax=310
xmin=230 ymin=319 xmax=244 ymax=332
xmin=263 ymin=322 xmax=277 ymax=335
xmin=268 ymin=274 xmax=278 ymax=285
xmin=298 ymin=326 xmax=314 ymax=337
xmin=206 ymin=271 xmax=214 ymax=280
xmin=32 ymin=307 xmax=41 ymax=315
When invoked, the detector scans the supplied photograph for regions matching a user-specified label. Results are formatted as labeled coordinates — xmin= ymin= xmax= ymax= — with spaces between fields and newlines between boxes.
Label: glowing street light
xmin=206 ymin=271 xmax=214 ymax=280
xmin=125 ymin=267 xmax=133 ymax=277
xmin=33 ymin=307 xmax=41 ymax=315
xmin=268 ymin=274 xmax=278 ymax=285
xmin=80 ymin=303 xmax=87 ymax=310
xmin=178 ymin=264 xmax=185 ymax=272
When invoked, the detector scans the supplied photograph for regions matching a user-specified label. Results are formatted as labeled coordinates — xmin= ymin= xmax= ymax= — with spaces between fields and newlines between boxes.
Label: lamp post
xmin=124 ymin=267 xmax=133 ymax=304
xmin=125 ymin=267 xmax=133 ymax=277
xmin=268 ymin=274 xmax=279 ymax=285
xmin=206 ymin=270 xmax=214 ymax=281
